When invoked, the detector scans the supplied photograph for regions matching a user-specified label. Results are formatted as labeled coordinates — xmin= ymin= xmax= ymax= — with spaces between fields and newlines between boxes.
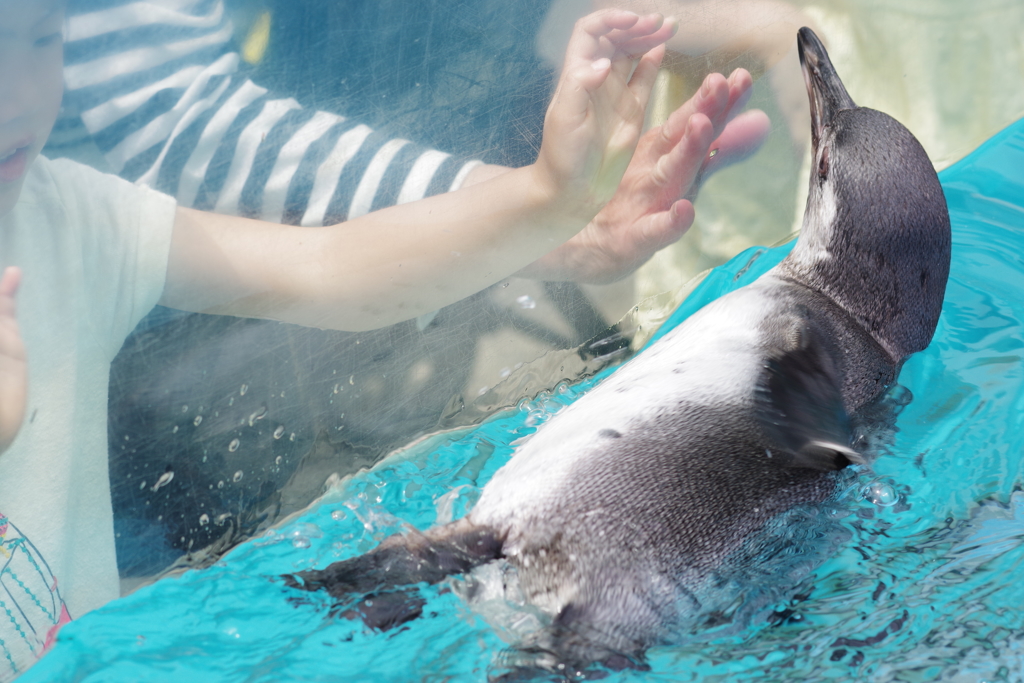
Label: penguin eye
xmin=818 ymin=147 xmax=830 ymax=181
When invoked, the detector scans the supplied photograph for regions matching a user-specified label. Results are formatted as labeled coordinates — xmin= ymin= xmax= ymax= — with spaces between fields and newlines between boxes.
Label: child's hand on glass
xmin=533 ymin=10 xmax=678 ymax=216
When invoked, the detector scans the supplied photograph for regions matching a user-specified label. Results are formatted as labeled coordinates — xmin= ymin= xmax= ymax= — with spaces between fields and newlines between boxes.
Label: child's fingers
xmin=626 ymin=44 xmax=666 ymax=110
xmin=722 ymin=69 xmax=755 ymax=125
xmin=649 ymin=76 xmax=730 ymax=173
xmin=639 ymin=199 xmax=696 ymax=251
xmin=657 ymin=113 xmax=716 ymax=196
xmin=570 ymin=11 xmax=675 ymax=62
xmin=611 ymin=18 xmax=677 ymax=59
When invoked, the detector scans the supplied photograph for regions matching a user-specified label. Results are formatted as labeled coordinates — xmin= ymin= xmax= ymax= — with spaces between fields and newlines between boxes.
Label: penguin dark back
xmin=282 ymin=27 xmax=951 ymax=680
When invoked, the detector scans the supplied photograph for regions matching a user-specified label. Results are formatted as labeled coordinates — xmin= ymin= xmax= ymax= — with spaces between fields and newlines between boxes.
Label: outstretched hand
xmin=0 ymin=267 xmax=26 ymax=454
xmin=533 ymin=10 xmax=678 ymax=213
xmin=522 ymin=68 xmax=771 ymax=283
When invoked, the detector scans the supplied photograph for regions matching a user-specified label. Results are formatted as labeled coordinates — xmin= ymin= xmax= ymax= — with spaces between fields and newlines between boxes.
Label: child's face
xmin=0 ymin=0 xmax=65 ymax=219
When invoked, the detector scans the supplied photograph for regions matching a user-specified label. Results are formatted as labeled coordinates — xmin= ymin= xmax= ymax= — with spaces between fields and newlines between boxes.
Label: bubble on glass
xmin=289 ymin=433 xmax=296 ymax=442
xmin=150 ymin=470 xmax=174 ymax=492
xmin=516 ymin=294 xmax=536 ymax=309
xmin=139 ymin=480 xmax=146 ymax=490
xmin=863 ymin=481 xmax=898 ymax=507
xmin=181 ymin=404 xmax=188 ymax=413
xmin=333 ymin=383 xmax=340 ymax=394
xmin=240 ymin=384 xmax=249 ymax=396
xmin=193 ymin=415 xmax=203 ymax=426
xmin=217 ymin=480 xmax=225 ymax=489
xmin=172 ymin=425 xmax=179 ymax=434
xmin=330 ymin=509 xmax=346 ymax=522
xmin=233 ymin=470 xmax=244 ymax=483
xmin=273 ymin=425 xmax=285 ymax=439
xmin=291 ymin=535 xmax=311 ymax=549
xmin=248 ymin=405 xmax=267 ymax=426
xmin=198 ymin=514 xmax=210 ymax=526
xmin=228 ymin=438 xmax=240 ymax=452
xmin=274 ymin=456 xmax=282 ymax=466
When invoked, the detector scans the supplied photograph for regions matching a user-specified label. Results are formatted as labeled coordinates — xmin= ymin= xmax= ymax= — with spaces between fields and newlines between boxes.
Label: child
xmin=0 ymin=0 xmax=764 ymax=675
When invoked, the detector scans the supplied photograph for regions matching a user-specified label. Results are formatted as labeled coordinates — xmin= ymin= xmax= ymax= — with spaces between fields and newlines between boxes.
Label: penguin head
xmin=787 ymin=28 xmax=951 ymax=362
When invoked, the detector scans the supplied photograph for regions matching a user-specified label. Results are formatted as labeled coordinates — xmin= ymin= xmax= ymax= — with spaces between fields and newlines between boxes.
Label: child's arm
xmin=161 ymin=11 xmax=676 ymax=332
xmin=0 ymin=267 xmax=27 ymax=454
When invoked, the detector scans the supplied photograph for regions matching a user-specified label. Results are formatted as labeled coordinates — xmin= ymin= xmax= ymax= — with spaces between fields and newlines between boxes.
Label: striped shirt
xmin=49 ymin=0 xmax=483 ymax=225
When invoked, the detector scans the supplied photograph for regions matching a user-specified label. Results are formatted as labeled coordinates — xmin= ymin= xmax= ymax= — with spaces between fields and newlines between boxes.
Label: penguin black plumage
xmin=283 ymin=28 xmax=951 ymax=678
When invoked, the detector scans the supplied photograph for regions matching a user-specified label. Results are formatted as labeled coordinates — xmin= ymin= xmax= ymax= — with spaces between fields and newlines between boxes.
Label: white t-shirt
xmin=0 ymin=155 xmax=176 ymax=678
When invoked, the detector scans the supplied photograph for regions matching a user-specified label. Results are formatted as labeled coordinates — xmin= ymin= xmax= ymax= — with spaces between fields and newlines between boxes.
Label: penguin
xmin=282 ymin=27 xmax=951 ymax=677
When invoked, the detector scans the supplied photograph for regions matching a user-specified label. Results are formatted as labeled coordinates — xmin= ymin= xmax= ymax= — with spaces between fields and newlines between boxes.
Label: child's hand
xmin=533 ymin=10 xmax=678 ymax=214
xmin=0 ymin=267 xmax=27 ymax=454
xmin=521 ymin=68 xmax=770 ymax=283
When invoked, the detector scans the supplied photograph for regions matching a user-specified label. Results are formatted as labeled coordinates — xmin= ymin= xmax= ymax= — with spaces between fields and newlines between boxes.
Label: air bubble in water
xmin=172 ymin=425 xmax=179 ymax=434
xmin=239 ymin=384 xmax=248 ymax=396
xmin=193 ymin=415 xmax=203 ymax=426
xmin=863 ymin=481 xmax=898 ymax=507
xmin=217 ymin=480 xmax=225 ymax=489
xmin=233 ymin=470 xmax=244 ymax=483
xmin=516 ymin=295 xmax=536 ymax=309
xmin=525 ymin=409 xmax=545 ymax=427
xmin=228 ymin=438 xmax=240 ymax=452
xmin=273 ymin=425 xmax=285 ymax=439
xmin=331 ymin=509 xmax=346 ymax=521
xmin=291 ymin=535 xmax=311 ymax=549
xmin=199 ymin=514 xmax=210 ymax=526
xmin=181 ymin=404 xmax=189 ymax=413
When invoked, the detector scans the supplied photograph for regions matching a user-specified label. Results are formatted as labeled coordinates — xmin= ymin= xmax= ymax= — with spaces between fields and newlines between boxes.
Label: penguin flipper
xmin=282 ymin=517 xmax=504 ymax=621
xmin=756 ymin=314 xmax=860 ymax=472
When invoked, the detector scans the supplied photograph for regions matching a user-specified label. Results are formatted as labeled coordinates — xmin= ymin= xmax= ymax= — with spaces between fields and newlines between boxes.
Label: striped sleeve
xmin=55 ymin=0 xmax=483 ymax=225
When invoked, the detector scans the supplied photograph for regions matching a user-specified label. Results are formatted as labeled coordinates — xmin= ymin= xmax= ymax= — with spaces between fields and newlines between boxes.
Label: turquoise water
xmin=25 ymin=120 xmax=1024 ymax=682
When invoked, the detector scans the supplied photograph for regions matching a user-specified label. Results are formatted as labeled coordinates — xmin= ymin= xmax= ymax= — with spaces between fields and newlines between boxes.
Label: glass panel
xmin=16 ymin=0 xmax=1024 ymax=600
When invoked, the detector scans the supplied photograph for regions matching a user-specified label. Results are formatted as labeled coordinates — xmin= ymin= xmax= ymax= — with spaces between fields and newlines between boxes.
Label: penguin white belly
xmin=470 ymin=281 xmax=780 ymax=533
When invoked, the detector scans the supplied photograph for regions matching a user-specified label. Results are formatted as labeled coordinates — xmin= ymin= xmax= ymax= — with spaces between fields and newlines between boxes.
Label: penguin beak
xmin=797 ymin=27 xmax=856 ymax=150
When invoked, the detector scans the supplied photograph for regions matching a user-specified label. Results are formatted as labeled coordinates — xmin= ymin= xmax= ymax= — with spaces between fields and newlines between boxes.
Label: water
xmin=22 ymin=121 xmax=1024 ymax=682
